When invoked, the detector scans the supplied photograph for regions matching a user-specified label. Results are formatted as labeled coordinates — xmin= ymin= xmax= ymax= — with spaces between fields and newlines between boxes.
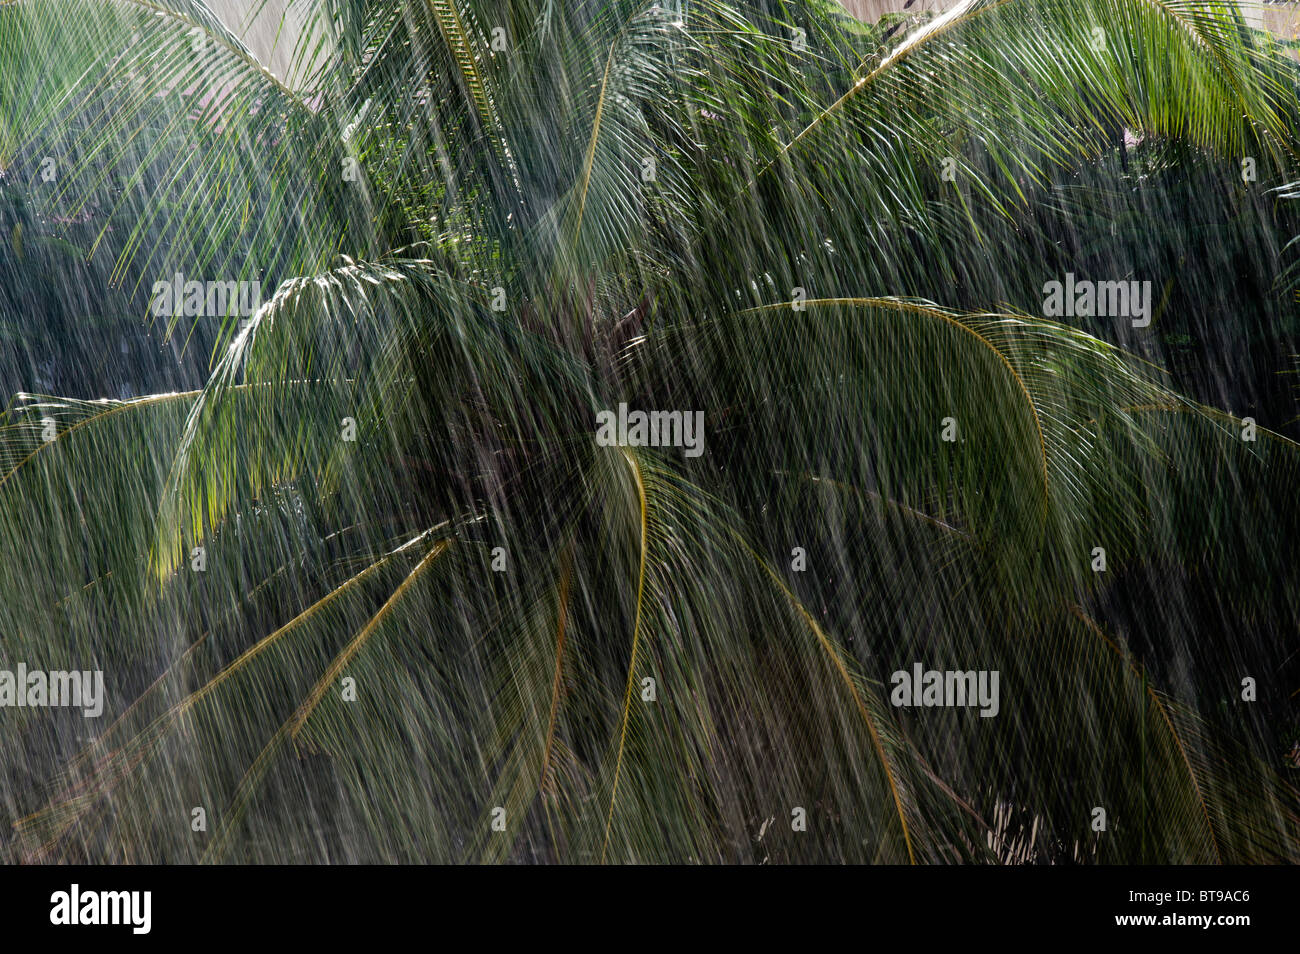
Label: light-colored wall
xmin=203 ymin=0 xmax=311 ymax=84
xmin=1262 ymin=1 xmax=1300 ymax=40
xmin=839 ymin=0 xmax=951 ymax=22
xmin=201 ymin=1 xmax=1296 ymax=77
xmin=842 ymin=0 xmax=1269 ymax=28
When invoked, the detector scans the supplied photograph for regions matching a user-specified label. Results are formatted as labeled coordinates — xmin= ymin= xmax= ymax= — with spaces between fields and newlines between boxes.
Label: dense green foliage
xmin=1 ymin=0 xmax=1298 ymax=863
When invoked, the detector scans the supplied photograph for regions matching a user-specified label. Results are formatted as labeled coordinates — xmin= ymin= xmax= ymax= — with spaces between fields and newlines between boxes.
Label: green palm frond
xmin=3 ymin=0 xmax=1299 ymax=864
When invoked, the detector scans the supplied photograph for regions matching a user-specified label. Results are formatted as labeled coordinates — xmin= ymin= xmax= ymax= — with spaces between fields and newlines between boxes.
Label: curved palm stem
xmin=727 ymin=525 xmax=917 ymax=864
xmin=600 ymin=448 xmax=650 ymax=864
xmin=1068 ymin=603 xmax=1222 ymax=864
xmin=202 ymin=536 xmax=453 ymax=862
xmin=0 ymin=390 xmax=198 ymax=491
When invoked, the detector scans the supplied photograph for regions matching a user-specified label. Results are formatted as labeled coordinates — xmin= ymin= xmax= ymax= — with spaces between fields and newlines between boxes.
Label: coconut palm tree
xmin=1 ymin=0 xmax=1298 ymax=863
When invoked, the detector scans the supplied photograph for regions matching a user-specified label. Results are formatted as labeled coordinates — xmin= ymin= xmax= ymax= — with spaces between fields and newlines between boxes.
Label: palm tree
xmin=1 ymin=0 xmax=1298 ymax=863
